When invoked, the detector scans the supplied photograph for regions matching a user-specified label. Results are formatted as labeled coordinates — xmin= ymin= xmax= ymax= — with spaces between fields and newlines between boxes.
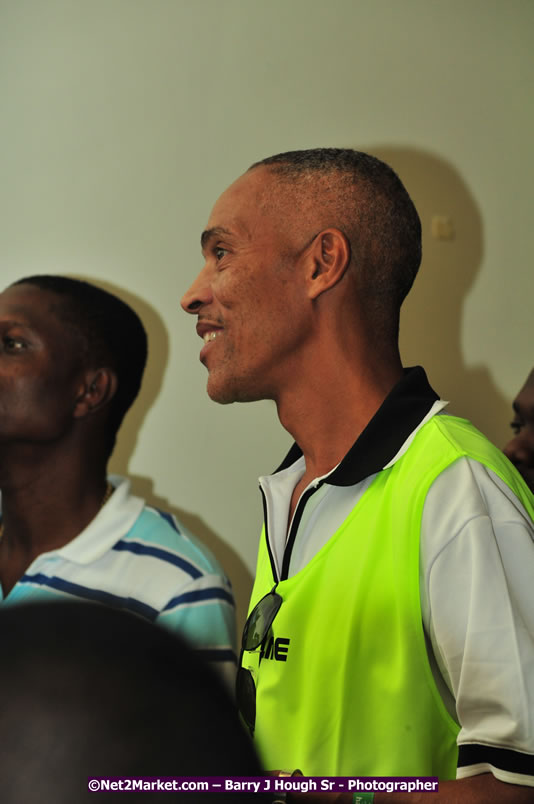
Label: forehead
xmin=206 ymin=167 xmax=280 ymax=237
xmin=0 ymin=284 xmax=67 ymax=333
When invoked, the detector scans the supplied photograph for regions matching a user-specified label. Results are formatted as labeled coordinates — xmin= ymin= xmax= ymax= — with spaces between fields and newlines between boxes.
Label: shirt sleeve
xmin=156 ymin=571 xmax=237 ymax=690
xmin=421 ymin=458 xmax=534 ymax=787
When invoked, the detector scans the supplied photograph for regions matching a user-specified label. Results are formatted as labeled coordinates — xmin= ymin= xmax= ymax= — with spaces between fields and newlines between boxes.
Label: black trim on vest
xmin=458 ymin=743 xmax=534 ymax=777
xmin=259 ymin=485 xmax=280 ymax=584
xmin=281 ymin=484 xmax=323 ymax=581
xmin=274 ymin=366 xmax=440 ymax=485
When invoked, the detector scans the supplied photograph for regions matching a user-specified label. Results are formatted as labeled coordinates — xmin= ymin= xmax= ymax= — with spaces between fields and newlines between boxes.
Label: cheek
xmin=16 ymin=374 xmax=72 ymax=420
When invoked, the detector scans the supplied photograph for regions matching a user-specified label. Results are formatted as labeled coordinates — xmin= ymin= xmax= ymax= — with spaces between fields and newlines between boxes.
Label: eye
xmin=214 ymin=246 xmax=228 ymax=261
xmin=3 ymin=336 xmax=26 ymax=353
xmin=510 ymin=418 xmax=523 ymax=435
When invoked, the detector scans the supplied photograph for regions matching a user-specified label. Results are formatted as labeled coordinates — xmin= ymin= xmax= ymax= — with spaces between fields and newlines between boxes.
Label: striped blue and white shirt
xmin=0 ymin=477 xmax=237 ymax=685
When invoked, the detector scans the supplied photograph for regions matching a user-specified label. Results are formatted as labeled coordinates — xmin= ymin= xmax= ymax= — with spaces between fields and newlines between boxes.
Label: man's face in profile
xmin=181 ymin=167 xmax=312 ymax=406
xmin=504 ymin=368 xmax=534 ymax=492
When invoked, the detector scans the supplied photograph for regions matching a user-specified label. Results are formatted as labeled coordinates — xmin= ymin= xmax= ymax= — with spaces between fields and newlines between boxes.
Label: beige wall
xmin=1 ymin=0 xmax=533 ymax=626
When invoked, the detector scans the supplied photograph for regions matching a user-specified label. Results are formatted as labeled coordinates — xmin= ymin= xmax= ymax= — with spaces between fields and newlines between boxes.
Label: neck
xmin=0 ymin=445 xmax=110 ymax=557
xmin=275 ymin=349 xmax=403 ymax=479
xmin=268 ymin=287 xmax=404 ymax=477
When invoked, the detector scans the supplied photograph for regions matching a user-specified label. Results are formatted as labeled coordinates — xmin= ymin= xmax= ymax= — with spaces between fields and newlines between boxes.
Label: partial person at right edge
xmin=0 ymin=275 xmax=236 ymax=685
xmin=504 ymin=367 xmax=534 ymax=494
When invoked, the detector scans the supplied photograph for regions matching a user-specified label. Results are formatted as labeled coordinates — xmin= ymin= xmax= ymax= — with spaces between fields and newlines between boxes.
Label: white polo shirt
xmin=259 ymin=367 xmax=534 ymax=788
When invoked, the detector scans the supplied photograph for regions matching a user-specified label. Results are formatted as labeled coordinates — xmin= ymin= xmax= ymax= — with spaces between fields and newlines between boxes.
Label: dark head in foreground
xmin=0 ymin=603 xmax=262 ymax=802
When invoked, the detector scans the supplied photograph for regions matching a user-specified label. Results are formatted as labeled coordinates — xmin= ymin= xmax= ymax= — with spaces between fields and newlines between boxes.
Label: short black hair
xmin=250 ymin=148 xmax=422 ymax=342
xmin=11 ymin=275 xmax=147 ymax=452
xmin=0 ymin=603 xmax=262 ymax=802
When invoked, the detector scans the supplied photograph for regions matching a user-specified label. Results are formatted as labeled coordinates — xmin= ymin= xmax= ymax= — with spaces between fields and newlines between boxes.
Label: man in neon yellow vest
xmin=181 ymin=149 xmax=534 ymax=803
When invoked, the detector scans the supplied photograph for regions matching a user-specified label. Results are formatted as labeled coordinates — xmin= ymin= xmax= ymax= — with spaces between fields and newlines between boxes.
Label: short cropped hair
xmin=250 ymin=148 xmax=422 ymax=342
xmin=11 ymin=275 xmax=147 ymax=452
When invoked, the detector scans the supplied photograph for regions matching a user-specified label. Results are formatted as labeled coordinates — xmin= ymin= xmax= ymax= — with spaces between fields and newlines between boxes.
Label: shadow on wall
xmin=79 ymin=277 xmax=253 ymax=631
xmin=368 ymin=146 xmax=510 ymax=447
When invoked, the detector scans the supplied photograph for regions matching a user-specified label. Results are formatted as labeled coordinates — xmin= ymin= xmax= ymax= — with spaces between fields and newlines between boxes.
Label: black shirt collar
xmin=274 ymin=366 xmax=440 ymax=487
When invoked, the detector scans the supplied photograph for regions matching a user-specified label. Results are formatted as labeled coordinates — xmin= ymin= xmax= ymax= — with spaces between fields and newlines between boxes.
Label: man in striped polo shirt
xmin=0 ymin=275 xmax=236 ymax=684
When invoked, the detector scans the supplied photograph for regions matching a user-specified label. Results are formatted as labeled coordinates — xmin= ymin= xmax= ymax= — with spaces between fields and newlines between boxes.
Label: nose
xmin=181 ymin=264 xmax=213 ymax=314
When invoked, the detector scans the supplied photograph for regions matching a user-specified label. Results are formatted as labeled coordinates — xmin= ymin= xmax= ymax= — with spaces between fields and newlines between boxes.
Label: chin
xmin=206 ymin=377 xmax=238 ymax=405
xmin=207 ymin=389 xmax=235 ymax=405
xmin=206 ymin=373 xmax=266 ymax=405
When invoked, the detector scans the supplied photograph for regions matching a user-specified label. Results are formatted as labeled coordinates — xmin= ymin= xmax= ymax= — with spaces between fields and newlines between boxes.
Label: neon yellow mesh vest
xmin=243 ymin=415 xmax=534 ymax=777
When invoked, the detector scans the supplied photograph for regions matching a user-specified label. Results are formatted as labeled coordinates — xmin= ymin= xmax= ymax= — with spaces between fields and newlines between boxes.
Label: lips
xmin=196 ymin=320 xmax=223 ymax=340
xmin=196 ymin=320 xmax=223 ymax=364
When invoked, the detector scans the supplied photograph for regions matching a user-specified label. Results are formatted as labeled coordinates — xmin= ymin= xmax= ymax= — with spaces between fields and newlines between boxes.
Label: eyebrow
xmin=0 ymin=314 xmax=31 ymax=327
xmin=200 ymin=226 xmax=233 ymax=250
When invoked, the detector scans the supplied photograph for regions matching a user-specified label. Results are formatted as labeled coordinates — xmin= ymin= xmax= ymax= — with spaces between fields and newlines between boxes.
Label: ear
xmin=72 ymin=368 xmax=118 ymax=420
xmin=305 ymin=228 xmax=352 ymax=300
